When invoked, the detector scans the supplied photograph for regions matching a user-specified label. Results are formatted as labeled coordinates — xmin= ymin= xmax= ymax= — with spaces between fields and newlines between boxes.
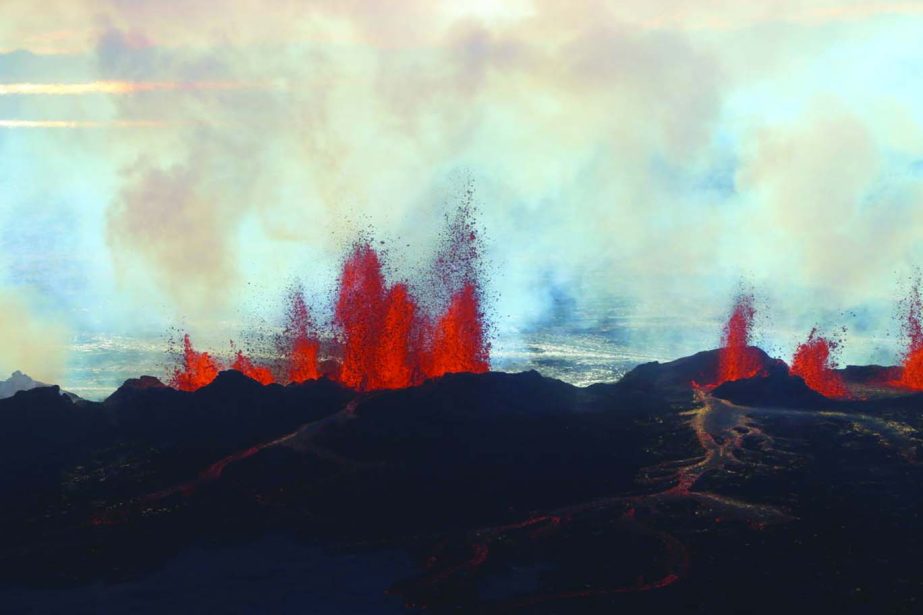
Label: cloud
xmin=106 ymin=160 xmax=241 ymax=318
xmin=3 ymin=0 xmax=923 ymax=373
xmin=85 ymin=3 xmax=729 ymax=327
xmin=736 ymin=102 xmax=923 ymax=303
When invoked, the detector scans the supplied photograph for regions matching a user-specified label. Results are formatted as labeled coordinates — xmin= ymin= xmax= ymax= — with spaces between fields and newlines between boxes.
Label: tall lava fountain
xmin=714 ymin=293 xmax=765 ymax=385
xmin=170 ymin=205 xmax=489 ymax=392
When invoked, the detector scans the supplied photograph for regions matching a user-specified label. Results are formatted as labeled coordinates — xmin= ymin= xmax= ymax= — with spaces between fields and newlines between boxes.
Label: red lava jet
xmin=169 ymin=205 xmax=490 ymax=392
xmin=332 ymin=211 xmax=489 ymax=391
xmin=377 ymin=283 xmax=421 ymax=389
xmin=429 ymin=282 xmax=490 ymax=377
xmin=711 ymin=293 xmax=765 ymax=386
xmin=790 ymin=328 xmax=850 ymax=399
xmin=230 ymin=351 xmax=275 ymax=385
xmin=170 ymin=334 xmax=222 ymax=391
xmin=334 ymin=242 xmax=400 ymax=390
xmin=282 ymin=290 xmax=320 ymax=383
xmin=891 ymin=276 xmax=923 ymax=390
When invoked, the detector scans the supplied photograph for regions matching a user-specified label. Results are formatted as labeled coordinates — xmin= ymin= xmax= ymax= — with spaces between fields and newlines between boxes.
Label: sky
xmin=2 ymin=1 xmax=923 ymax=395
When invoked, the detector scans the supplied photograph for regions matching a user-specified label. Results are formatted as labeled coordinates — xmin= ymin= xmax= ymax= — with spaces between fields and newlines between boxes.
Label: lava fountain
xmin=790 ymin=328 xmax=850 ymax=399
xmin=334 ymin=242 xmax=409 ymax=391
xmin=171 ymin=334 xmax=222 ymax=391
xmin=425 ymin=195 xmax=490 ymax=379
xmin=230 ymin=351 xmax=275 ymax=385
xmin=714 ymin=293 xmax=765 ymax=385
xmin=376 ymin=283 xmax=422 ymax=390
xmin=282 ymin=289 xmax=320 ymax=383
xmin=429 ymin=282 xmax=489 ymax=378
xmin=892 ymin=276 xmax=923 ymax=390
xmin=169 ymin=204 xmax=490 ymax=392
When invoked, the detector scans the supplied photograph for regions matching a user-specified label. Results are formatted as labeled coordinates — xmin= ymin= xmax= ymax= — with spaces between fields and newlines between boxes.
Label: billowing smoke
xmin=3 ymin=1 xmax=923 ymax=388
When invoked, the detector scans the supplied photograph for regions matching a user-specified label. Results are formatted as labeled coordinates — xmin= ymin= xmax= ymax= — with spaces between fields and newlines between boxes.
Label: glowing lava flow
xmin=892 ymin=277 xmax=923 ymax=390
xmin=790 ymin=328 xmax=850 ymax=399
xmin=714 ymin=293 xmax=765 ymax=385
xmin=389 ymin=390 xmax=793 ymax=611
xmin=171 ymin=334 xmax=222 ymax=391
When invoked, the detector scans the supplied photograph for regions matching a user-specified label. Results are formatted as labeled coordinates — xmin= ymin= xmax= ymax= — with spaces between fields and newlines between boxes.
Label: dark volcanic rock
xmin=0 ymin=372 xmax=354 ymax=501
xmin=712 ymin=370 xmax=830 ymax=408
xmin=0 ymin=386 xmax=105 ymax=494
xmin=837 ymin=364 xmax=901 ymax=384
xmin=217 ymin=370 xmax=663 ymax=541
xmin=353 ymin=369 xmax=582 ymax=419
xmin=106 ymin=374 xmax=168 ymax=395
xmin=614 ymin=346 xmax=786 ymax=401
xmin=2 ymin=358 xmax=922 ymax=614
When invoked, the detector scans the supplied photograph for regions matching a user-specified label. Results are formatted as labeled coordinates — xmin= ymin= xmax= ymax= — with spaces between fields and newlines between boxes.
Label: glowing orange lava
xmin=171 ymin=334 xmax=222 ymax=391
xmin=892 ymin=277 xmax=923 ymax=390
xmin=714 ymin=293 xmax=765 ymax=385
xmin=327 ymin=207 xmax=489 ymax=391
xmin=283 ymin=290 xmax=320 ymax=383
xmin=231 ymin=351 xmax=275 ymax=386
xmin=429 ymin=283 xmax=489 ymax=378
xmin=169 ymin=206 xmax=490 ymax=392
xmin=376 ymin=283 xmax=420 ymax=390
xmin=334 ymin=242 xmax=390 ymax=390
xmin=790 ymin=328 xmax=850 ymax=399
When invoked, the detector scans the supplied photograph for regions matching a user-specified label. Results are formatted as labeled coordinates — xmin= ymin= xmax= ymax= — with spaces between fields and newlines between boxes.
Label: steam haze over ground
xmin=2 ymin=1 xmax=922 ymax=397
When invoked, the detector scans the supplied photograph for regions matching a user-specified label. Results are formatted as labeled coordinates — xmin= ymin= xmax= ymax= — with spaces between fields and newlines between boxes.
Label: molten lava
xmin=169 ymin=205 xmax=490 ymax=392
xmin=283 ymin=290 xmax=320 ymax=383
xmin=327 ymin=208 xmax=489 ymax=391
xmin=790 ymin=328 xmax=849 ymax=399
xmin=425 ymin=197 xmax=490 ymax=380
xmin=231 ymin=351 xmax=275 ymax=386
xmin=171 ymin=334 xmax=222 ymax=392
xmin=429 ymin=282 xmax=490 ymax=378
xmin=376 ymin=283 xmax=420 ymax=389
xmin=334 ymin=243 xmax=390 ymax=390
xmin=892 ymin=277 xmax=923 ymax=390
xmin=715 ymin=293 xmax=765 ymax=385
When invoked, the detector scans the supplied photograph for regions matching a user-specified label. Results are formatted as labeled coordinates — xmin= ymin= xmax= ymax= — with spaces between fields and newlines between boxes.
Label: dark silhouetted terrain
xmin=1 ymin=349 xmax=921 ymax=613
